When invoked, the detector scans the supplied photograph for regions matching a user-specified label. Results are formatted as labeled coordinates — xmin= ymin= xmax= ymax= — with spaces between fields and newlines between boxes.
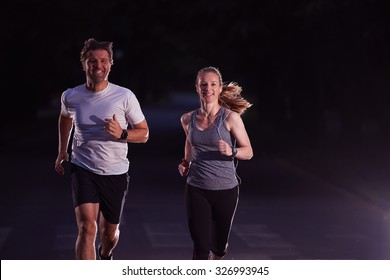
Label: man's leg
xmin=75 ymin=203 xmax=100 ymax=260
xmin=98 ymin=214 xmax=120 ymax=259
xmin=97 ymin=172 xmax=128 ymax=259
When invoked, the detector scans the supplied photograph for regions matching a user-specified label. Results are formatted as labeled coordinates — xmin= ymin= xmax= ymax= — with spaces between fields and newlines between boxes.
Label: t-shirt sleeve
xmin=125 ymin=93 xmax=145 ymax=125
xmin=60 ymin=89 xmax=72 ymax=118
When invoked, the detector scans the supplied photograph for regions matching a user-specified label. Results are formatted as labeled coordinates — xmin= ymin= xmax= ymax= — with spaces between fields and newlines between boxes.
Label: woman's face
xmin=196 ymin=71 xmax=222 ymax=104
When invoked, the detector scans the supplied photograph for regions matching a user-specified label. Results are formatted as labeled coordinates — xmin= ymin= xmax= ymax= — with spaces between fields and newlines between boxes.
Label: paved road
xmin=1 ymin=107 xmax=390 ymax=260
xmin=1 ymin=153 xmax=389 ymax=260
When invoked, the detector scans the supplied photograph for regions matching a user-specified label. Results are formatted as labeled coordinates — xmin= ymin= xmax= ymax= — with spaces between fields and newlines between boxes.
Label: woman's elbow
xmin=238 ymin=148 xmax=253 ymax=160
xmin=245 ymin=148 xmax=254 ymax=160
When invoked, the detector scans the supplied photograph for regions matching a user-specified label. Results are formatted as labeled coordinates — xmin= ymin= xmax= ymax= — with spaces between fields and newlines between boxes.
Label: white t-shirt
xmin=61 ymin=82 xmax=145 ymax=175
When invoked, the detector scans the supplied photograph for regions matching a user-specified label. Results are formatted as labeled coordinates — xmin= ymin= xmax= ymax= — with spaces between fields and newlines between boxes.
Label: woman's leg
xmin=185 ymin=185 xmax=212 ymax=260
xmin=210 ymin=186 xmax=239 ymax=259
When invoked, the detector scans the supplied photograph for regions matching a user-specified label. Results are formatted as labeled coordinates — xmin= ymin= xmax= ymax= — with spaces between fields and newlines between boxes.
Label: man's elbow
xmin=141 ymin=130 xmax=149 ymax=143
xmin=141 ymin=135 xmax=149 ymax=143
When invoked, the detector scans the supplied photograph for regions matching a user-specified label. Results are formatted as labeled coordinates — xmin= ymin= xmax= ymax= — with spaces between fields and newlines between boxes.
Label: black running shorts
xmin=70 ymin=163 xmax=129 ymax=224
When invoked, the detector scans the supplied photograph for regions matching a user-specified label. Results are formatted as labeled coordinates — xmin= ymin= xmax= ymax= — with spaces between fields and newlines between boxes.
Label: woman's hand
xmin=178 ymin=159 xmax=190 ymax=177
xmin=218 ymin=140 xmax=234 ymax=157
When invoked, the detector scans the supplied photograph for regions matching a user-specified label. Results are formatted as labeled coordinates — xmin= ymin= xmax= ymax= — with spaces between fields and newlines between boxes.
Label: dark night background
xmin=3 ymin=0 xmax=390 ymax=153
xmin=2 ymin=0 xmax=390 ymax=261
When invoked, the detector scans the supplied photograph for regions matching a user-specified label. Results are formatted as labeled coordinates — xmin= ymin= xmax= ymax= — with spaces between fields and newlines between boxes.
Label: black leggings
xmin=185 ymin=184 xmax=239 ymax=260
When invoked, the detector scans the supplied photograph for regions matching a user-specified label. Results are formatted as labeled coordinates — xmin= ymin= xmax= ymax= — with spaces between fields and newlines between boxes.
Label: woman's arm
xmin=178 ymin=112 xmax=192 ymax=176
xmin=221 ymin=111 xmax=253 ymax=160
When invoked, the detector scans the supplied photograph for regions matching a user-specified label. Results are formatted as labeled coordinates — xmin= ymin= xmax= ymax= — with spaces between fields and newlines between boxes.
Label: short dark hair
xmin=80 ymin=38 xmax=114 ymax=65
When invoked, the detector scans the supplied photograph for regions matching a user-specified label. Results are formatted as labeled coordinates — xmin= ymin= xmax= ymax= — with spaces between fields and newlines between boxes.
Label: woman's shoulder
xmin=181 ymin=109 xmax=197 ymax=124
xmin=223 ymin=108 xmax=242 ymax=126
xmin=223 ymin=108 xmax=239 ymax=118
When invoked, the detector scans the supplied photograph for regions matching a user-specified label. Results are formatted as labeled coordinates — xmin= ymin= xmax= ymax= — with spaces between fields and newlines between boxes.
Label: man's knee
xmin=102 ymin=225 xmax=120 ymax=242
xmin=79 ymin=220 xmax=97 ymax=237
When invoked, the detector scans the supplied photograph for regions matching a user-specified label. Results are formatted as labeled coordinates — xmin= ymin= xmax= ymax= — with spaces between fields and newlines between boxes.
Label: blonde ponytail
xmin=220 ymin=82 xmax=252 ymax=114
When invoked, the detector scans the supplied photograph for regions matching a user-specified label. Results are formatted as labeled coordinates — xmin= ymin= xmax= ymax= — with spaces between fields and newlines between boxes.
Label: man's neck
xmin=86 ymin=80 xmax=109 ymax=92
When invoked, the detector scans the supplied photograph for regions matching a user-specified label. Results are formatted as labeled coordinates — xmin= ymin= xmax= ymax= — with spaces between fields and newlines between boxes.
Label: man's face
xmin=83 ymin=49 xmax=112 ymax=84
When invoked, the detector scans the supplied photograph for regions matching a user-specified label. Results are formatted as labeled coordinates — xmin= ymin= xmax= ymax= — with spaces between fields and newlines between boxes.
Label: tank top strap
xmin=190 ymin=109 xmax=197 ymax=128
xmin=216 ymin=107 xmax=227 ymax=128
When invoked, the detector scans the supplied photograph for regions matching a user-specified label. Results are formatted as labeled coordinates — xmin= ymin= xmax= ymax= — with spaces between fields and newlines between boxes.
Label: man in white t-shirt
xmin=54 ymin=38 xmax=149 ymax=260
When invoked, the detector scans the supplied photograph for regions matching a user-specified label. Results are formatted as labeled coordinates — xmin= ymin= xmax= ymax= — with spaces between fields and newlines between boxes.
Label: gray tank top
xmin=187 ymin=107 xmax=238 ymax=190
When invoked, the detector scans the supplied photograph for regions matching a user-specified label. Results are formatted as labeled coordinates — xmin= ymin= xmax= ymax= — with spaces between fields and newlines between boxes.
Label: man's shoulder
xmin=108 ymin=83 xmax=134 ymax=96
xmin=63 ymin=84 xmax=85 ymax=95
